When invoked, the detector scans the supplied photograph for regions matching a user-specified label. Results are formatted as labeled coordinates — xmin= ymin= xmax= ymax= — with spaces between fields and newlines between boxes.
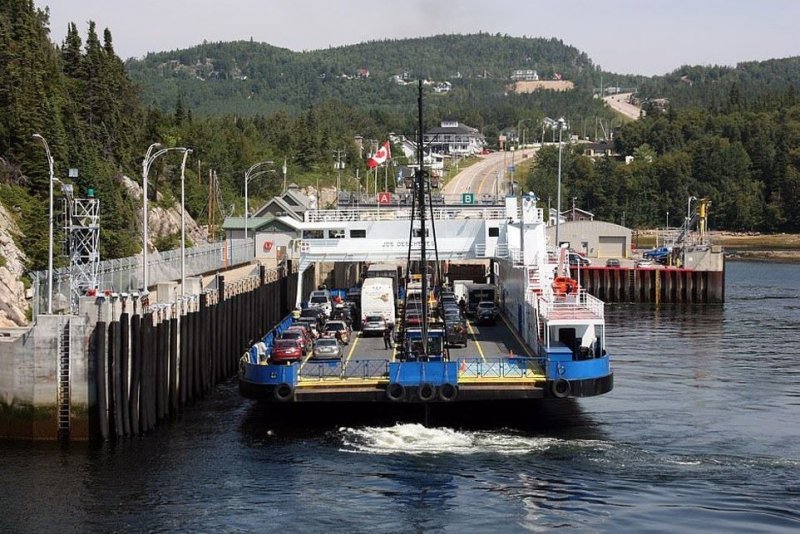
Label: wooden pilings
xmin=90 ymin=265 xmax=296 ymax=440
xmin=573 ymin=266 xmax=725 ymax=304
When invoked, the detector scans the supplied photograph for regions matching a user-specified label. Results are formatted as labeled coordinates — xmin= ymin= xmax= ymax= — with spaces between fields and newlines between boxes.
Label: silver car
xmin=312 ymin=337 xmax=343 ymax=360
xmin=362 ymin=315 xmax=387 ymax=336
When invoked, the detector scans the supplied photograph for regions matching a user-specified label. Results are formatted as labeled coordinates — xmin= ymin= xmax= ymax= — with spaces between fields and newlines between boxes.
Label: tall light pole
xmin=33 ymin=133 xmax=55 ymax=314
xmin=243 ymin=160 xmax=274 ymax=243
xmin=517 ymin=118 xmax=532 ymax=151
xmin=179 ymin=149 xmax=192 ymax=298
xmin=142 ymin=143 xmax=186 ymax=291
xmin=555 ymin=117 xmax=566 ymax=249
xmin=687 ymin=195 xmax=697 ymax=227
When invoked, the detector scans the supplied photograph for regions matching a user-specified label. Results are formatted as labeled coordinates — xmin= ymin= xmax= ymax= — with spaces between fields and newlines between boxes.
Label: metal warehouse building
xmin=546 ymin=220 xmax=632 ymax=258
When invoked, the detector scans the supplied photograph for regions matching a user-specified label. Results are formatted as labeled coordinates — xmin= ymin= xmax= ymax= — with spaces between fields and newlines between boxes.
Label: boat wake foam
xmin=337 ymin=423 xmax=606 ymax=455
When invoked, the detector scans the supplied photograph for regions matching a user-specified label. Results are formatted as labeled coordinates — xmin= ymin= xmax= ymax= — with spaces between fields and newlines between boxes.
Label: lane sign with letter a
xmin=377 ymin=192 xmax=392 ymax=205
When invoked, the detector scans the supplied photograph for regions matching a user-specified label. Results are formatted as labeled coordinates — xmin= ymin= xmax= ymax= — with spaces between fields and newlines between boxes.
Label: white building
xmin=423 ymin=119 xmax=485 ymax=156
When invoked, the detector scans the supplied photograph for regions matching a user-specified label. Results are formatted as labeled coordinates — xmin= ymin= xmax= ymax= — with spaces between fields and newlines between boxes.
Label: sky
xmin=39 ymin=0 xmax=800 ymax=76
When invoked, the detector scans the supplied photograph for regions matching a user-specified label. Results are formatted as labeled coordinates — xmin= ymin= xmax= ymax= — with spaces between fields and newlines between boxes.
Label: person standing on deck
xmin=383 ymin=325 xmax=392 ymax=349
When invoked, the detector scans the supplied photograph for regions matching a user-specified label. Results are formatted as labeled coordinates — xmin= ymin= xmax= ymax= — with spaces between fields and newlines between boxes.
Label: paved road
xmin=442 ymin=150 xmax=535 ymax=199
xmin=603 ymin=92 xmax=641 ymax=120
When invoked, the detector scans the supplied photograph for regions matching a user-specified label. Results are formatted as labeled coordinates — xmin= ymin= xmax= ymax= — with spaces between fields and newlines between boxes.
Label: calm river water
xmin=2 ymin=261 xmax=799 ymax=532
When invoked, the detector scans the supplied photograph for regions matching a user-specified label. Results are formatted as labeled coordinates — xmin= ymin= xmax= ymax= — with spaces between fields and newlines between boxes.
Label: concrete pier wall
xmin=1 ymin=262 xmax=306 ymax=441
xmin=0 ymin=316 xmax=94 ymax=440
xmin=573 ymin=258 xmax=725 ymax=304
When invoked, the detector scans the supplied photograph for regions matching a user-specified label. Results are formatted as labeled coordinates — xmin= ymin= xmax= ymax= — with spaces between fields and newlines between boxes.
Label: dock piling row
xmin=88 ymin=263 xmax=305 ymax=440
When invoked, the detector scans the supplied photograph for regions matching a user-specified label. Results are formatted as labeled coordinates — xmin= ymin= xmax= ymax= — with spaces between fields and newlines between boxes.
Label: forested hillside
xmin=126 ymin=34 xmax=622 ymax=117
xmin=636 ymin=57 xmax=800 ymax=112
xmin=525 ymin=88 xmax=800 ymax=232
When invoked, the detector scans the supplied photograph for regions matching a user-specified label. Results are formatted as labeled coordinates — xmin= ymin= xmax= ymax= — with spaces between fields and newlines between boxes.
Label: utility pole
xmin=333 ymin=149 xmax=345 ymax=192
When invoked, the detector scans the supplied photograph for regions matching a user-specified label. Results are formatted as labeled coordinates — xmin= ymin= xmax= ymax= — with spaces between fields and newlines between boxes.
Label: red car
xmin=271 ymin=339 xmax=304 ymax=364
xmin=282 ymin=328 xmax=311 ymax=353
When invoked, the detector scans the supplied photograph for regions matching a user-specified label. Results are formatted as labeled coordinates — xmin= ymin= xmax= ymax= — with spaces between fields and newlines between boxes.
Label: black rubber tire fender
xmin=438 ymin=383 xmax=459 ymax=402
xmin=550 ymin=378 xmax=571 ymax=399
xmin=274 ymin=383 xmax=294 ymax=402
xmin=418 ymin=382 xmax=437 ymax=402
xmin=386 ymin=382 xmax=405 ymax=402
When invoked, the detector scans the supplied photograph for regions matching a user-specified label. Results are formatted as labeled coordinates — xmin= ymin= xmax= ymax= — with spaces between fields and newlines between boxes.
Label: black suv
xmin=475 ymin=301 xmax=498 ymax=325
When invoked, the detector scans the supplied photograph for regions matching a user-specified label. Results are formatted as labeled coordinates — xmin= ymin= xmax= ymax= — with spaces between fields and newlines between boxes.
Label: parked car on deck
xmin=324 ymin=320 xmax=351 ymax=344
xmin=271 ymin=339 xmax=304 ymax=364
xmin=281 ymin=328 xmax=311 ymax=353
xmin=444 ymin=313 xmax=468 ymax=347
xmin=605 ymin=258 xmax=621 ymax=268
xmin=475 ymin=301 xmax=499 ymax=325
xmin=308 ymin=290 xmax=332 ymax=316
xmin=312 ymin=337 xmax=343 ymax=360
xmin=300 ymin=307 xmax=325 ymax=328
xmin=636 ymin=258 xmax=655 ymax=268
xmin=362 ymin=315 xmax=387 ymax=336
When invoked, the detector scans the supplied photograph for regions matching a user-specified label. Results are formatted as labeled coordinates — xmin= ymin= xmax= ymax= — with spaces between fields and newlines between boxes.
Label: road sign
xmin=377 ymin=192 xmax=392 ymax=205
xmin=508 ymin=165 xmax=516 ymax=172
xmin=462 ymin=193 xmax=474 ymax=205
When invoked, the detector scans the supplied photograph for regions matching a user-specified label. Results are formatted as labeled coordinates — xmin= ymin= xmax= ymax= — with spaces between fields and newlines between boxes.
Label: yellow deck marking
xmin=298 ymin=349 xmax=314 ymax=371
xmin=466 ymin=320 xmax=486 ymax=362
xmin=499 ymin=313 xmax=534 ymax=357
xmin=344 ymin=332 xmax=360 ymax=365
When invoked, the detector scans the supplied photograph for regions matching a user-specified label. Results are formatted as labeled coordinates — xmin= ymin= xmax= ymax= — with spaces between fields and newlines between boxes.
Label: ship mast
xmin=416 ymin=80 xmax=429 ymax=357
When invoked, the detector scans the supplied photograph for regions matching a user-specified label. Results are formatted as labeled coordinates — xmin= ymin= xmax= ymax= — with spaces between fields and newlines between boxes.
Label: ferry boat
xmin=238 ymin=84 xmax=613 ymax=412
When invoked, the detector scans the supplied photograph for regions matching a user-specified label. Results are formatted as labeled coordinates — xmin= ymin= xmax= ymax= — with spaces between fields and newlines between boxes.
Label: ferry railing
xmin=305 ymin=207 xmax=507 ymax=223
xmin=536 ymin=290 xmax=605 ymax=320
xmin=299 ymin=359 xmax=390 ymax=381
xmin=299 ymin=360 xmax=344 ymax=380
xmin=343 ymin=359 xmax=390 ymax=379
xmin=457 ymin=357 xmax=543 ymax=379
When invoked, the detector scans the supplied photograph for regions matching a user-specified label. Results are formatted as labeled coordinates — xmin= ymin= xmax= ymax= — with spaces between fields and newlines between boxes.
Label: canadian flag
xmin=367 ymin=141 xmax=391 ymax=169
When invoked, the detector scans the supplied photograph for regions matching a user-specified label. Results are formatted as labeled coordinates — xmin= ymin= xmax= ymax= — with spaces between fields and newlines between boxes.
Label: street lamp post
xmin=687 ymin=195 xmax=697 ymax=227
xmin=180 ymin=149 xmax=192 ymax=298
xmin=142 ymin=143 xmax=187 ymax=291
xmin=517 ymin=118 xmax=532 ymax=151
xmin=32 ymin=133 xmax=55 ymax=314
xmin=243 ymin=160 xmax=274 ymax=244
xmin=555 ymin=118 xmax=566 ymax=249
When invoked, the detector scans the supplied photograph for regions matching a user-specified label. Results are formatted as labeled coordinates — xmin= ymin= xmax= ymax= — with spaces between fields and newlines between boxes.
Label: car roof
xmin=275 ymin=338 xmax=300 ymax=345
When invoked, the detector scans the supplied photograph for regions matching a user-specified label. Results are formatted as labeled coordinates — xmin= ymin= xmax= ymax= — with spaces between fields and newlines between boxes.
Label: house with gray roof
xmin=423 ymin=119 xmax=485 ymax=156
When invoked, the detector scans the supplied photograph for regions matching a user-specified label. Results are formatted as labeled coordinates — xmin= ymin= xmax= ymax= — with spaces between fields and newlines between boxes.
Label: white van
xmin=360 ymin=277 xmax=395 ymax=333
xmin=308 ymin=289 xmax=332 ymax=316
